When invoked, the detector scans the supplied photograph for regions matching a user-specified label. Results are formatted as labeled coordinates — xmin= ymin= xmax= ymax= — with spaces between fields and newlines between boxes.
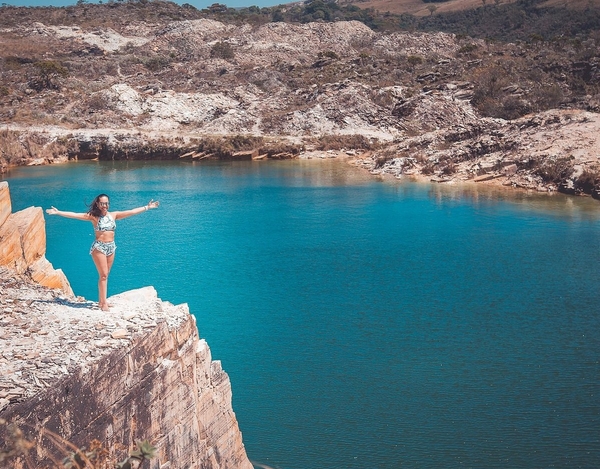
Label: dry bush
xmin=534 ymin=156 xmax=574 ymax=184
xmin=421 ymin=160 xmax=436 ymax=175
xmin=143 ymin=55 xmax=171 ymax=72
xmin=259 ymin=140 xmax=302 ymax=157
xmin=312 ymin=134 xmax=378 ymax=152
xmin=373 ymin=147 xmax=398 ymax=168
xmin=0 ymin=34 xmax=54 ymax=61
xmin=194 ymin=135 xmax=264 ymax=157
xmin=457 ymin=43 xmax=478 ymax=55
xmin=406 ymin=55 xmax=423 ymax=66
xmin=471 ymin=66 xmax=508 ymax=106
xmin=532 ymin=83 xmax=564 ymax=111
xmin=0 ymin=130 xmax=77 ymax=171
xmin=440 ymin=161 xmax=457 ymax=175
xmin=84 ymin=93 xmax=110 ymax=113
xmin=29 ymin=60 xmax=69 ymax=91
xmin=0 ymin=418 xmax=156 ymax=469
xmin=210 ymin=41 xmax=235 ymax=60
xmin=574 ymin=168 xmax=600 ymax=194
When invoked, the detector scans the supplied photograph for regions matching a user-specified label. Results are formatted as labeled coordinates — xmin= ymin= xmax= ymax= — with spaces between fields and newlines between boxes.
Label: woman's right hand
xmin=46 ymin=206 xmax=58 ymax=215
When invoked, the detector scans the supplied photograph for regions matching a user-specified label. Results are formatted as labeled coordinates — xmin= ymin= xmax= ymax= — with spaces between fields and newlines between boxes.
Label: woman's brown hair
xmin=87 ymin=194 xmax=110 ymax=217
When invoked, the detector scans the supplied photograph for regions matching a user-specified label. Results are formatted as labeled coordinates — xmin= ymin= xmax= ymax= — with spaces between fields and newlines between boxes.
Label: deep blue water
xmin=3 ymin=160 xmax=600 ymax=469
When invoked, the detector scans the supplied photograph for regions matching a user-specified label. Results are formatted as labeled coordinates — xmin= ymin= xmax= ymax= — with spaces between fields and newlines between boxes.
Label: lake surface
xmin=3 ymin=160 xmax=600 ymax=469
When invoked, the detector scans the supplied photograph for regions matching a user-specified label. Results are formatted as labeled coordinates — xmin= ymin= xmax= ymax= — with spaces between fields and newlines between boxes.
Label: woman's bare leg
xmin=92 ymin=250 xmax=111 ymax=311
xmin=105 ymin=253 xmax=116 ymax=307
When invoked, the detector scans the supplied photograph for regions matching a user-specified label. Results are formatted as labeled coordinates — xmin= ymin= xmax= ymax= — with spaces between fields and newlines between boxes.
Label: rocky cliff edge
xmin=0 ymin=183 xmax=253 ymax=469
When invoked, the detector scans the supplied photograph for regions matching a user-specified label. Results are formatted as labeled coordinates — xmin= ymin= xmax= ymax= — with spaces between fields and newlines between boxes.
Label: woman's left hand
xmin=147 ymin=199 xmax=160 ymax=210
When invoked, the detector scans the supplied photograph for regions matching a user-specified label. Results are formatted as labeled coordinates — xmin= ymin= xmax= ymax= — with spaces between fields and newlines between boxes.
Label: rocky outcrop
xmin=355 ymin=109 xmax=600 ymax=195
xmin=0 ymin=280 xmax=253 ymax=469
xmin=0 ymin=182 xmax=72 ymax=294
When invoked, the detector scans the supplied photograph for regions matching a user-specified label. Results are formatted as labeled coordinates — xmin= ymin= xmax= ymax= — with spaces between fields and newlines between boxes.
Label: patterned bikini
xmin=90 ymin=214 xmax=117 ymax=256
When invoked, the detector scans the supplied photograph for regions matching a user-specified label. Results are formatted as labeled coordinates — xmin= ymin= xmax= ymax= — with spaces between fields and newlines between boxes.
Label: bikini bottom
xmin=90 ymin=240 xmax=116 ymax=257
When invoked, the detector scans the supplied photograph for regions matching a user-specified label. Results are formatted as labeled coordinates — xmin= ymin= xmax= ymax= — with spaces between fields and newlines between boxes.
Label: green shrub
xmin=30 ymin=60 xmax=68 ymax=91
xmin=406 ymin=55 xmax=423 ymax=66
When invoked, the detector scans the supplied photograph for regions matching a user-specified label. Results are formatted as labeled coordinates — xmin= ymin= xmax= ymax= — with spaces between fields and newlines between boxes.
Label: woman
xmin=46 ymin=194 xmax=160 ymax=312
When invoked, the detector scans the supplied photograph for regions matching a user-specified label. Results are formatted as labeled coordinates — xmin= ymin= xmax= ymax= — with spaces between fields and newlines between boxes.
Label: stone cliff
xmin=0 ymin=181 xmax=72 ymax=295
xmin=0 ymin=183 xmax=253 ymax=469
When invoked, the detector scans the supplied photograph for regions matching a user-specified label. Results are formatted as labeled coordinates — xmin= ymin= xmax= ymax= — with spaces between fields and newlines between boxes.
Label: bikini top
xmin=95 ymin=214 xmax=116 ymax=232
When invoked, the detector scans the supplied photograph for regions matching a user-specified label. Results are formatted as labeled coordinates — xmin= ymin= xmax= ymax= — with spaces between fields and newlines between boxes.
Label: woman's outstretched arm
xmin=46 ymin=207 xmax=91 ymax=221
xmin=113 ymin=199 xmax=160 ymax=220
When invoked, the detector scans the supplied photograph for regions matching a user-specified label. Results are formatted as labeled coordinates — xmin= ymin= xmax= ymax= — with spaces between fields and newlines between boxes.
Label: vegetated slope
xmin=339 ymin=0 xmax=519 ymax=17
xmin=0 ymin=1 xmax=599 ymax=195
xmin=340 ymin=0 xmax=600 ymax=16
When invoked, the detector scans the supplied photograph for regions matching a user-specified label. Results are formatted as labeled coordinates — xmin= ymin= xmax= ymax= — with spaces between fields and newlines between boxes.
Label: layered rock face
xmin=0 ymin=181 xmax=72 ymax=295
xmin=0 ymin=284 xmax=253 ymax=469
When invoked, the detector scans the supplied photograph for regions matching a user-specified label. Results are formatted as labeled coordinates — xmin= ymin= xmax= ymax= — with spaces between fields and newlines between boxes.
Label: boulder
xmin=0 ymin=215 xmax=26 ymax=273
xmin=0 ymin=183 xmax=73 ymax=296
xmin=29 ymin=256 xmax=73 ymax=294
xmin=12 ymin=206 xmax=46 ymax=265
xmin=0 ymin=181 xmax=11 ymax=227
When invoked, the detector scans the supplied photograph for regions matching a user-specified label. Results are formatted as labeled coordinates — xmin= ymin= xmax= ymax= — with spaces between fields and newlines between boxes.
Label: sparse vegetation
xmin=30 ymin=60 xmax=68 ymax=91
xmin=373 ymin=147 xmax=397 ymax=168
xmin=0 ymin=0 xmax=598 ymax=196
xmin=574 ymin=168 xmax=600 ymax=194
xmin=143 ymin=55 xmax=170 ymax=72
xmin=457 ymin=43 xmax=478 ymax=54
xmin=0 ymin=418 xmax=157 ymax=469
xmin=210 ymin=41 xmax=235 ymax=60
xmin=535 ymin=156 xmax=575 ymax=184
xmin=312 ymin=134 xmax=378 ymax=152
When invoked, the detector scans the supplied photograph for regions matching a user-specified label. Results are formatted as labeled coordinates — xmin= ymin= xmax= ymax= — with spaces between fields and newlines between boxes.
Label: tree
xmin=30 ymin=60 xmax=68 ymax=91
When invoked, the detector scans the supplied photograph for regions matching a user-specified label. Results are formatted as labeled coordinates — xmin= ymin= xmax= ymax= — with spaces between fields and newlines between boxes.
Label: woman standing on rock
xmin=46 ymin=194 xmax=159 ymax=312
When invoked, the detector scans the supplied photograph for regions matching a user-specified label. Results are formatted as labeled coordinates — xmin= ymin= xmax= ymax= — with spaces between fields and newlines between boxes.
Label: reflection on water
xmin=423 ymin=180 xmax=600 ymax=220
xmin=4 ymin=159 xmax=600 ymax=220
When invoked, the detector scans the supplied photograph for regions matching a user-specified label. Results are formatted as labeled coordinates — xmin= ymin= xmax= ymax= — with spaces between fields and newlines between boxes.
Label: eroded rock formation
xmin=0 ymin=181 xmax=72 ymax=294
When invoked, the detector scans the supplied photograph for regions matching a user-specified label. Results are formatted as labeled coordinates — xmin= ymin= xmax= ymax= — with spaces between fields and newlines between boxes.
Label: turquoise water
xmin=4 ymin=160 xmax=600 ymax=469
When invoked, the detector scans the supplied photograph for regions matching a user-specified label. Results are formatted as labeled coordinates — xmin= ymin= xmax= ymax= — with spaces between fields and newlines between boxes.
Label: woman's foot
xmin=99 ymin=302 xmax=111 ymax=312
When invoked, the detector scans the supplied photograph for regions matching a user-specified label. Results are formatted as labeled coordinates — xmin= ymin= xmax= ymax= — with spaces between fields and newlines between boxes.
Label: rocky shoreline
xmin=2 ymin=107 xmax=600 ymax=200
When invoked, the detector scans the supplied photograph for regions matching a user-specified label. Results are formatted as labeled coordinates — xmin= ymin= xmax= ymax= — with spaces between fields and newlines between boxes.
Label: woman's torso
xmin=93 ymin=213 xmax=116 ymax=242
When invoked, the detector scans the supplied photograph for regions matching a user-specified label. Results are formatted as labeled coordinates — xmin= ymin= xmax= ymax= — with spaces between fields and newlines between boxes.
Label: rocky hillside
xmin=341 ymin=0 xmax=600 ymax=17
xmin=0 ymin=1 xmax=599 ymax=196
